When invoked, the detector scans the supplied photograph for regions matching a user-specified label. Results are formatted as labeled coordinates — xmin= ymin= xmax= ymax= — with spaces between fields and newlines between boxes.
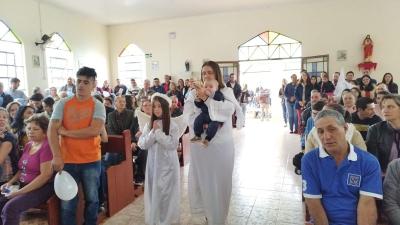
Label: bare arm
xmin=13 ymin=161 xmax=53 ymax=196
xmin=59 ymin=118 xmax=104 ymax=138
xmin=357 ymin=195 xmax=377 ymax=225
xmin=48 ymin=119 xmax=63 ymax=171
xmin=0 ymin=142 xmax=13 ymax=165
xmin=100 ymin=126 xmax=108 ymax=143
xmin=305 ymin=198 xmax=329 ymax=225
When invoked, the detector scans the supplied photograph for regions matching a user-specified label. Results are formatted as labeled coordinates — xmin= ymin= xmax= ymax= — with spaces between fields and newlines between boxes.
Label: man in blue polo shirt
xmin=301 ymin=109 xmax=382 ymax=225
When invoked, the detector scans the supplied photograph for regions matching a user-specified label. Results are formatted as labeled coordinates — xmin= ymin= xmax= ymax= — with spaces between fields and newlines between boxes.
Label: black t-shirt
xmin=351 ymin=112 xmax=382 ymax=140
xmin=1 ymin=132 xmax=18 ymax=174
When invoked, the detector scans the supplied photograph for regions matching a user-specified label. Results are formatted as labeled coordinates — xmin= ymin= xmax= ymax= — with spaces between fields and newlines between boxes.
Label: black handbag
xmin=292 ymin=152 xmax=304 ymax=175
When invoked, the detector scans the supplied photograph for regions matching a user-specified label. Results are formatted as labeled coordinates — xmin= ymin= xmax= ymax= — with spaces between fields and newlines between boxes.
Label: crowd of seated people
xmin=0 ymin=67 xmax=198 ymax=224
xmin=0 ymin=66 xmax=397 ymax=224
xmin=285 ymin=69 xmax=400 ymax=224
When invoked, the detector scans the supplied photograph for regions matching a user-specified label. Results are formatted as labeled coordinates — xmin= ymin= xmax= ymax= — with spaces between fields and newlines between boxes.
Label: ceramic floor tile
xmin=89 ymin=118 xmax=304 ymax=225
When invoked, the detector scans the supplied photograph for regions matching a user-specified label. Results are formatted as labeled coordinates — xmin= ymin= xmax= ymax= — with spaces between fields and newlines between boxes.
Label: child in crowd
xmin=138 ymin=94 xmax=180 ymax=225
xmin=191 ymin=79 xmax=225 ymax=146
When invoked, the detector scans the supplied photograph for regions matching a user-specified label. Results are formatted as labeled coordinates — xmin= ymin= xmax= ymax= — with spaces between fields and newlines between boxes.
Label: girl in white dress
xmin=138 ymin=94 xmax=180 ymax=225
xmin=184 ymin=61 xmax=244 ymax=225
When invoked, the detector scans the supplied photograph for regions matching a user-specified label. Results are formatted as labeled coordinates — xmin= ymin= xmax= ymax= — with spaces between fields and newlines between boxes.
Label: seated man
xmin=351 ymin=97 xmax=382 ymax=140
xmin=302 ymin=109 xmax=382 ymax=225
xmin=107 ymin=95 xmax=134 ymax=135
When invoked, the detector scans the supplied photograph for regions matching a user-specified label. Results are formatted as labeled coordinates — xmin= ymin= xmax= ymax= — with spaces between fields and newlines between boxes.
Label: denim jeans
xmin=61 ymin=161 xmax=101 ymax=225
xmin=286 ymin=100 xmax=298 ymax=132
xmin=281 ymin=100 xmax=287 ymax=124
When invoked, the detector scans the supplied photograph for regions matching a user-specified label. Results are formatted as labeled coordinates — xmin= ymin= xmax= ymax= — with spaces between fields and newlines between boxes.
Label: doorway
xmin=238 ymin=31 xmax=302 ymax=121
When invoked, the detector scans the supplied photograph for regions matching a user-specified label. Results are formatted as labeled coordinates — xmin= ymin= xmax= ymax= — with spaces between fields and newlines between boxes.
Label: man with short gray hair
xmin=302 ymin=109 xmax=382 ymax=225
xmin=0 ymin=82 xmax=13 ymax=108
xmin=137 ymin=79 xmax=154 ymax=100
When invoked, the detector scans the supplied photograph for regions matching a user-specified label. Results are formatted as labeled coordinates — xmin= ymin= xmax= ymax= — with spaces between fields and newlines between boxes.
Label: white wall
xmin=0 ymin=0 xmax=110 ymax=94
xmin=108 ymin=0 xmax=400 ymax=84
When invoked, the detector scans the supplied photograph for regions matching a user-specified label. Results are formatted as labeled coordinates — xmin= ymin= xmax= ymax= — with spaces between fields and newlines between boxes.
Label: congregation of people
xmin=0 ymin=59 xmax=248 ymax=225
xmin=280 ymin=69 xmax=400 ymax=224
xmin=0 ymin=56 xmax=398 ymax=225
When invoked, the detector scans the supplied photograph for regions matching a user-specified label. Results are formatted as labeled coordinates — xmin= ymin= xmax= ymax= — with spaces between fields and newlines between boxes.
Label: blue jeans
xmin=61 ymin=161 xmax=101 ymax=225
xmin=286 ymin=100 xmax=298 ymax=132
xmin=281 ymin=100 xmax=287 ymax=124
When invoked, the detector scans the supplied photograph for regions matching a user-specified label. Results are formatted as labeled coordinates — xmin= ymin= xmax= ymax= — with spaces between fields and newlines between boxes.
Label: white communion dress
xmin=184 ymin=87 xmax=244 ymax=225
xmin=138 ymin=120 xmax=181 ymax=225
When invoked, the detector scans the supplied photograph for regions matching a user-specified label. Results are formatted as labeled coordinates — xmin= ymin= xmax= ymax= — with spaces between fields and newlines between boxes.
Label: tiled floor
xmin=103 ymin=116 xmax=305 ymax=225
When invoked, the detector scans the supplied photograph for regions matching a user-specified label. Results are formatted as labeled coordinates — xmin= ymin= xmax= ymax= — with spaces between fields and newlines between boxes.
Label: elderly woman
xmin=184 ymin=61 xmax=244 ymax=225
xmin=0 ymin=114 xmax=53 ymax=225
xmin=367 ymin=94 xmax=400 ymax=173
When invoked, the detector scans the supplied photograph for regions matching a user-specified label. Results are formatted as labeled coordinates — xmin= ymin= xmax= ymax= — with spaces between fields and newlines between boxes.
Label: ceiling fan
xmin=35 ymin=34 xmax=51 ymax=46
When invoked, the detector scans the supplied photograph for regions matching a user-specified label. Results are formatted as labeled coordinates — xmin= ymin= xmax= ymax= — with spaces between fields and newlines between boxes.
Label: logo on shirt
xmin=347 ymin=173 xmax=361 ymax=187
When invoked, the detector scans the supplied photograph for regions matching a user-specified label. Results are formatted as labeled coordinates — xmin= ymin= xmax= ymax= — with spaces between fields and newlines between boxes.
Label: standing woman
xmin=310 ymin=75 xmax=320 ymax=91
xmin=239 ymin=84 xmax=250 ymax=125
xmin=295 ymin=70 xmax=312 ymax=128
xmin=382 ymin=73 xmax=398 ymax=94
xmin=359 ymin=75 xmax=376 ymax=99
xmin=177 ymin=79 xmax=186 ymax=106
xmin=319 ymin=72 xmax=335 ymax=96
xmin=278 ymin=79 xmax=288 ymax=127
xmin=184 ymin=61 xmax=244 ymax=225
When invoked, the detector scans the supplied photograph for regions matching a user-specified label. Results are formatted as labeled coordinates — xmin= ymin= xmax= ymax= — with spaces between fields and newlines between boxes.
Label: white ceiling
xmin=37 ymin=0 xmax=317 ymax=25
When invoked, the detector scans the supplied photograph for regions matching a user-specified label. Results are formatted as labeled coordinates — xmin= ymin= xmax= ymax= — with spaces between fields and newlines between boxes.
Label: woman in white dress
xmin=138 ymin=94 xmax=181 ymax=225
xmin=184 ymin=61 xmax=244 ymax=225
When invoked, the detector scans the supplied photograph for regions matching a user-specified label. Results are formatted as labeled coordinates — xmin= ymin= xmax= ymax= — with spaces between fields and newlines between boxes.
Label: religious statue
xmin=363 ymin=35 xmax=373 ymax=62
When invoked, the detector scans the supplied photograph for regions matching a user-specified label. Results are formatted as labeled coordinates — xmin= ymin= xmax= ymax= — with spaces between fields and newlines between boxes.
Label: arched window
xmin=239 ymin=31 xmax=302 ymax=61
xmin=45 ymin=33 xmax=73 ymax=89
xmin=238 ymin=31 xmax=302 ymax=91
xmin=0 ymin=20 xmax=26 ymax=91
xmin=118 ymin=44 xmax=146 ymax=87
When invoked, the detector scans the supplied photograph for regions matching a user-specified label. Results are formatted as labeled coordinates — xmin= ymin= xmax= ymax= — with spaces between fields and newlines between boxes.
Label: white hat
xmin=151 ymin=92 xmax=172 ymax=107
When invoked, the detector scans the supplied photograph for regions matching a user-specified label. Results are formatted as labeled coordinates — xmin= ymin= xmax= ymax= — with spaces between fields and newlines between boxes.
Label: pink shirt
xmin=18 ymin=139 xmax=53 ymax=184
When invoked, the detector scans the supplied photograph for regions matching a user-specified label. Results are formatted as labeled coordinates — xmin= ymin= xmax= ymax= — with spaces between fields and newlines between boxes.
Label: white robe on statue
xmin=138 ymin=120 xmax=181 ymax=225
xmin=184 ymin=87 xmax=244 ymax=225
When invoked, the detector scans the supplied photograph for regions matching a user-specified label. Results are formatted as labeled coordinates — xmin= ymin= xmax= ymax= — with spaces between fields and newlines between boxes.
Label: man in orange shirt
xmin=48 ymin=67 xmax=106 ymax=225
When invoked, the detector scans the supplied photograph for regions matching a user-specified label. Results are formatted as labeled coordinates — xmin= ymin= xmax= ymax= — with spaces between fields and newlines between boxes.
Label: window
xmin=239 ymin=31 xmax=302 ymax=61
xmin=118 ymin=44 xmax=146 ymax=87
xmin=45 ymin=33 xmax=73 ymax=89
xmin=0 ymin=20 xmax=26 ymax=91
xmin=302 ymin=55 xmax=329 ymax=77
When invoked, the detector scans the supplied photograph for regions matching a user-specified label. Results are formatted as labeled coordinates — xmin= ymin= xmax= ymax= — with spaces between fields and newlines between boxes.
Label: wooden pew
xmin=24 ymin=130 xmax=134 ymax=224
xmin=101 ymin=129 xmax=135 ymax=217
